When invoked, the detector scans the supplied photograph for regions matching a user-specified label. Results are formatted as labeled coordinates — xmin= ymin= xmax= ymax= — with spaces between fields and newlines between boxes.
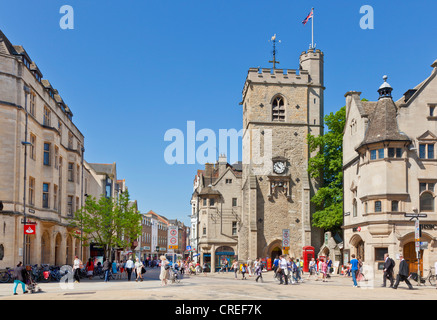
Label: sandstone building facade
xmin=0 ymin=30 xmax=137 ymax=268
xmin=191 ymin=156 xmax=242 ymax=271
xmin=238 ymin=49 xmax=325 ymax=261
xmin=343 ymin=60 xmax=437 ymax=276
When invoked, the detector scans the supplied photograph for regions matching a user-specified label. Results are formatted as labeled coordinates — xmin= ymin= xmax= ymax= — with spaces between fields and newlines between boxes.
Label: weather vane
xmin=269 ymin=34 xmax=281 ymax=69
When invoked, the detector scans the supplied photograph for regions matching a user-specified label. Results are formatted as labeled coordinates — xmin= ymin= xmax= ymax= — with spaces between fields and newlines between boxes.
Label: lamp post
xmin=80 ymin=146 xmax=85 ymax=261
xmin=22 ymin=85 xmax=31 ymax=265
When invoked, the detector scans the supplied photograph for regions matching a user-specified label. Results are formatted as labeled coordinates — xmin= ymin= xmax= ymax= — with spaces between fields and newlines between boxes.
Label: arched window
xmin=353 ymin=199 xmax=357 ymax=217
xmin=272 ymin=96 xmax=285 ymax=122
xmin=420 ymin=192 xmax=434 ymax=212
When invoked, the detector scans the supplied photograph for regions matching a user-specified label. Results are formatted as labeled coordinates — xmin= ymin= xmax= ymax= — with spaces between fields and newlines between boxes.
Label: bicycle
xmin=0 ymin=267 xmax=13 ymax=283
xmin=170 ymin=268 xmax=181 ymax=284
xmin=100 ymin=269 xmax=115 ymax=281
xmin=423 ymin=267 xmax=436 ymax=286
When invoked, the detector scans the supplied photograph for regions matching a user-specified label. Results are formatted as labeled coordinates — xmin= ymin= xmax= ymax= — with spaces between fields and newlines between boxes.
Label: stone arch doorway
xmin=41 ymin=231 xmax=50 ymax=265
xmin=349 ymin=234 xmax=365 ymax=261
xmin=271 ymin=246 xmax=282 ymax=259
xmin=403 ymin=241 xmax=423 ymax=276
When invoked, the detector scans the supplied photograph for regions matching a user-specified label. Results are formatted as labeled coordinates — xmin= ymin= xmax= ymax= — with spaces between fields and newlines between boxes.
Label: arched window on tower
xmin=272 ymin=96 xmax=285 ymax=122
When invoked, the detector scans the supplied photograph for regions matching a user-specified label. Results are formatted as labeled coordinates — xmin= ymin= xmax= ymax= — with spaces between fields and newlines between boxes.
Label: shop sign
xmin=24 ymin=224 xmax=36 ymax=235
xmin=352 ymin=227 xmax=361 ymax=232
xmin=420 ymin=224 xmax=437 ymax=230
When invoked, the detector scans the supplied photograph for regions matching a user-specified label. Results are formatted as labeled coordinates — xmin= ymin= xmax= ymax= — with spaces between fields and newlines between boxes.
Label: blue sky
xmin=1 ymin=1 xmax=436 ymax=225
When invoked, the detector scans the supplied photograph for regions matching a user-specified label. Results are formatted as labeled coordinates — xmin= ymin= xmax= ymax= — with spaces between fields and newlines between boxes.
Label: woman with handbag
xmin=135 ymin=258 xmax=144 ymax=282
xmin=160 ymin=255 xmax=170 ymax=286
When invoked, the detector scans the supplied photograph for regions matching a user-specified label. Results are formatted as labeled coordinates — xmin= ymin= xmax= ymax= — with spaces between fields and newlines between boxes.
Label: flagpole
xmin=311 ymin=7 xmax=314 ymax=49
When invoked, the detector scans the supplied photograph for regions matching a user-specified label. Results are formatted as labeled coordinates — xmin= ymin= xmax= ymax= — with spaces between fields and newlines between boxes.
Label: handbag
xmin=141 ymin=266 xmax=146 ymax=274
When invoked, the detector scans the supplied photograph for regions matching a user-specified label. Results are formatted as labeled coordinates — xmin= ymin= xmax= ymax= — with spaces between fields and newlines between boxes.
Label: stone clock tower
xmin=239 ymin=48 xmax=324 ymax=260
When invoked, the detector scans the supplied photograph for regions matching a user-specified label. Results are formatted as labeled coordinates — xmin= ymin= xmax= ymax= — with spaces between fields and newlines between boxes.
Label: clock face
xmin=273 ymin=161 xmax=286 ymax=174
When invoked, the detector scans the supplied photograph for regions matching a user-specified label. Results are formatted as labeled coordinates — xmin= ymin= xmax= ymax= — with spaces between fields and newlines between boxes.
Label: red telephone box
xmin=302 ymin=246 xmax=315 ymax=272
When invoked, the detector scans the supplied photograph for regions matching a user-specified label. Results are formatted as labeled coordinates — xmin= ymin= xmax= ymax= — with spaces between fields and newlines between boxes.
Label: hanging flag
xmin=302 ymin=8 xmax=313 ymax=25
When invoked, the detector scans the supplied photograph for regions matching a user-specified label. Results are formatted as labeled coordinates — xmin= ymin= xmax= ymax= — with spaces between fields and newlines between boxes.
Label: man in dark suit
xmin=382 ymin=253 xmax=395 ymax=288
xmin=393 ymin=254 xmax=413 ymax=290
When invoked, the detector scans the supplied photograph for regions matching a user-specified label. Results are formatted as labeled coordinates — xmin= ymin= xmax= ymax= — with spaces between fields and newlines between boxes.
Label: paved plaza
xmin=0 ymin=268 xmax=435 ymax=301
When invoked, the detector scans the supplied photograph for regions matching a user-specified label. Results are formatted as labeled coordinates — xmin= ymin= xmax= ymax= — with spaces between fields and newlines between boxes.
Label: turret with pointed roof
xmin=357 ymin=76 xmax=411 ymax=151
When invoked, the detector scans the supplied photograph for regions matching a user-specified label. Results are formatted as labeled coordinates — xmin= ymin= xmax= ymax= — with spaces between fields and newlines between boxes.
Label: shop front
xmin=215 ymin=246 xmax=235 ymax=272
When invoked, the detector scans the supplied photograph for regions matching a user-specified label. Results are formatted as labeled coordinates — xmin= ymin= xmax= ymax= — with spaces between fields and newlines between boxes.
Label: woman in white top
xmin=134 ymin=258 xmax=144 ymax=282
xmin=159 ymin=256 xmax=170 ymax=286
xmin=73 ymin=256 xmax=82 ymax=283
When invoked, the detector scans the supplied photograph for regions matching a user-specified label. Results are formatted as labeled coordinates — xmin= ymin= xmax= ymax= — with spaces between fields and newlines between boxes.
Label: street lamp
xmin=22 ymin=85 xmax=31 ymax=265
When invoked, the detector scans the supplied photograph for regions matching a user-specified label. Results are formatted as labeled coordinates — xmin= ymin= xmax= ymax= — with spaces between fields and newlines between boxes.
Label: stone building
xmin=238 ymin=49 xmax=325 ymax=261
xmin=343 ymin=59 xmax=437 ymax=276
xmin=191 ymin=155 xmax=242 ymax=271
xmin=0 ymin=30 xmax=137 ymax=268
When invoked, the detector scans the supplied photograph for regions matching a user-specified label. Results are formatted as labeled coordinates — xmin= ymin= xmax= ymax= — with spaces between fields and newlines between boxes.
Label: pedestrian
xmin=382 ymin=253 xmax=395 ymax=288
xmin=307 ymin=257 xmax=317 ymax=280
xmin=273 ymin=256 xmax=280 ymax=281
xmin=73 ymin=255 xmax=82 ymax=283
xmin=202 ymin=262 xmax=208 ymax=276
xmin=135 ymin=258 xmax=144 ymax=282
xmin=288 ymin=257 xmax=298 ymax=284
xmin=120 ymin=260 xmax=125 ymax=279
xmin=294 ymin=258 xmax=302 ymax=283
xmin=255 ymin=258 xmax=263 ymax=283
xmin=125 ymin=256 xmax=134 ymax=281
xmin=321 ymin=258 xmax=328 ymax=282
xmin=393 ymin=254 xmax=413 ymax=290
xmin=86 ymin=258 xmax=94 ymax=280
xmin=232 ymin=260 xmax=239 ymax=279
xmin=12 ymin=262 xmax=28 ymax=295
xmin=159 ymin=255 xmax=170 ymax=286
xmin=103 ymin=258 xmax=111 ymax=282
xmin=278 ymin=255 xmax=288 ymax=285
xmin=326 ymin=257 xmax=332 ymax=278
xmin=240 ymin=262 xmax=248 ymax=280
xmin=317 ymin=258 xmax=324 ymax=281
xmin=350 ymin=254 xmax=359 ymax=287
xmin=299 ymin=257 xmax=304 ymax=276
xmin=247 ymin=258 xmax=253 ymax=277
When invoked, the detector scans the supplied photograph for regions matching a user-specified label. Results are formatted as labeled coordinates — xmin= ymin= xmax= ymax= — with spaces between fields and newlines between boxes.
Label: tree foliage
xmin=307 ymin=106 xmax=346 ymax=232
xmin=70 ymin=190 xmax=142 ymax=259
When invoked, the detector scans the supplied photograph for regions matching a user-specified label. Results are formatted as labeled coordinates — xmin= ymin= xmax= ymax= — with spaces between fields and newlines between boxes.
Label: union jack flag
xmin=302 ymin=9 xmax=313 ymax=25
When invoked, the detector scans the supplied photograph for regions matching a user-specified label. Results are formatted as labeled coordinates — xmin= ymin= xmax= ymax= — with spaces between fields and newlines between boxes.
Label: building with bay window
xmin=343 ymin=59 xmax=437 ymax=277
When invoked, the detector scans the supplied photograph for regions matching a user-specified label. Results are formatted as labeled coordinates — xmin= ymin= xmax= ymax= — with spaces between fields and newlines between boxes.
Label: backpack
xmin=390 ymin=258 xmax=395 ymax=268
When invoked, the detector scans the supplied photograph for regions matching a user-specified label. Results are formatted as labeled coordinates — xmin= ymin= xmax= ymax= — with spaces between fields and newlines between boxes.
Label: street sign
xmin=168 ymin=225 xmax=178 ymax=250
xmin=420 ymin=242 xmax=428 ymax=250
xmin=405 ymin=213 xmax=428 ymax=218
xmin=282 ymin=229 xmax=290 ymax=250
xmin=186 ymin=246 xmax=192 ymax=251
